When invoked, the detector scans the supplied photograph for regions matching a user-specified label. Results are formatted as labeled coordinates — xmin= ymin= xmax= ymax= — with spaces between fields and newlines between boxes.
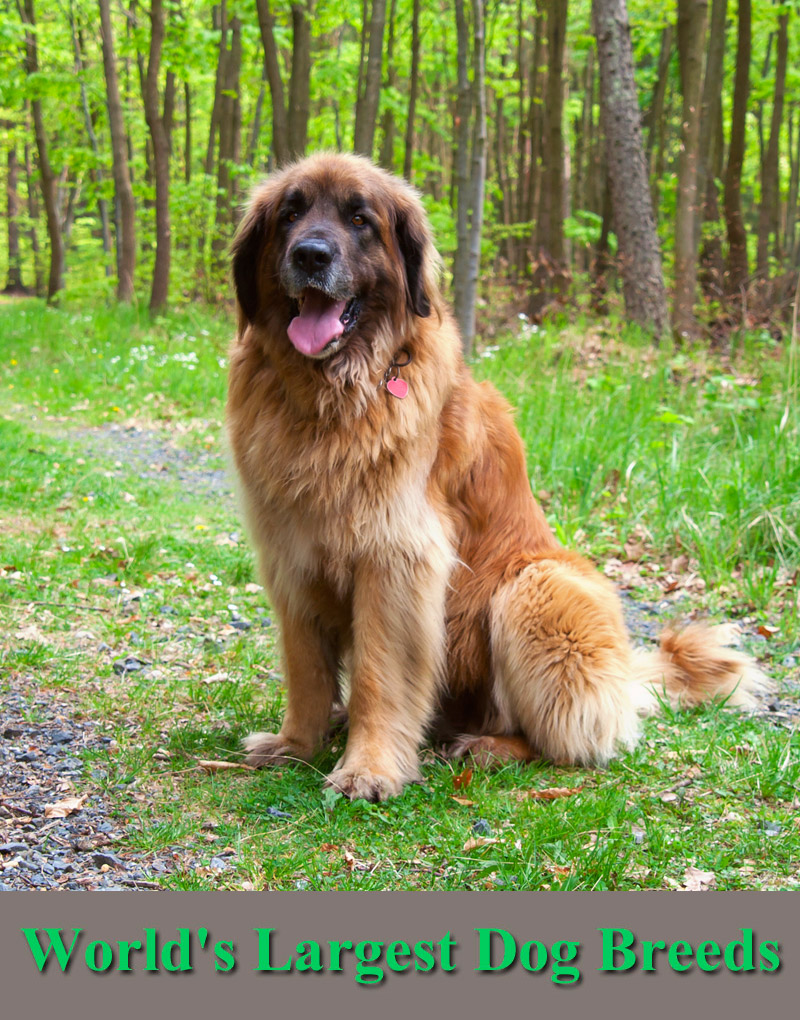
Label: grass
xmin=1 ymin=295 xmax=799 ymax=891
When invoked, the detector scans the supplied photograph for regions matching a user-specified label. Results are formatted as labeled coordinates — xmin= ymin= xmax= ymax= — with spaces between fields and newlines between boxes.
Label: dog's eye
xmin=287 ymin=211 xmax=299 ymax=223
xmin=351 ymin=214 xmax=366 ymax=227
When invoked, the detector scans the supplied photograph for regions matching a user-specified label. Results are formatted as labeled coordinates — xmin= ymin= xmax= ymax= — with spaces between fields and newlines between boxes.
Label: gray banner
xmin=1 ymin=891 xmax=796 ymax=1019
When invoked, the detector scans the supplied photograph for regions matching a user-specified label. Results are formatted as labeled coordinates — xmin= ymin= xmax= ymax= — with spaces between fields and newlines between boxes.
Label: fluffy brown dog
xmin=226 ymin=152 xmax=760 ymax=802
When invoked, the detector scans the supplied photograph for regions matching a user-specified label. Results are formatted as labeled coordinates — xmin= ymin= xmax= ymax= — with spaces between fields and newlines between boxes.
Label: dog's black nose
xmin=292 ymin=238 xmax=335 ymax=274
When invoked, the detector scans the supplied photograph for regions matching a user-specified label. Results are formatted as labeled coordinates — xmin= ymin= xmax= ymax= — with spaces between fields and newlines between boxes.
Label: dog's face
xmin=232 ymin=153 xmax=436 ymax=362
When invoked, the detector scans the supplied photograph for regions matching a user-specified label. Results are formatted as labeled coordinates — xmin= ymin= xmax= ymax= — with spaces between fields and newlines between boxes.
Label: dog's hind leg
xmin=487 ymin=552 xmax=641 ymax=766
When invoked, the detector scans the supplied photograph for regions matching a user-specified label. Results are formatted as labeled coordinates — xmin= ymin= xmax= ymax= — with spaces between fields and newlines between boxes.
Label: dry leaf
xmin=527 ymin=785 xmax=584 ymax=801
xmin=44 ymin=794 xmax=87 ymax=818
xmin=463 ymin=837 xmax=500 ymax=851
xmin=197 ymin=759 xmax=255 ymax=773
xmin=451 ymin=796 xmax=476 ymax=806
xmin=683 ymin=866 xmax=716 ymax=891
xmin=452 ymin=767 xmax=473 ymax=790
xmin=544 ymin=863 xmax=571 ymax=877
xmin=757 ymin=625 xmax=779 ymax=640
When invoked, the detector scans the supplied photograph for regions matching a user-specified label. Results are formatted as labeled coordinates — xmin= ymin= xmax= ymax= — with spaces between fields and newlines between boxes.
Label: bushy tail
xmin=631 ymin=624 xmax=764 ymax=715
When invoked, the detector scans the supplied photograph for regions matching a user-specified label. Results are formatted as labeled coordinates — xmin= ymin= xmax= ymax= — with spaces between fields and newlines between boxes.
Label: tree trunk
xmin=4 ymin=135 xmax=25 ymax=292
xmin=353 ymin=0 xmax=387 ymax=156
xmin=592 ymin=0 xmax=669 ymax=336
xmin=452 ymin=0 xmax=472 ymax=319
xmin=142 ymin=0 xmax=171 ymax=312
xmin=785 ymin=105 xmax=799 ymax=262
xmin=22 ymin=0 xmax=64 ymax=302
xmin=24 ymin=139 xmax=44 ymax=296
xmin=246 ymin=76 xmax=266 ymax=167
xmin=70 ymin=9 xmax=113 ymax=276
xmin=402 ymin=0 xmax=421 ymax=179
xmin=530 ymin=0 xmax=568 ymax=317
xmin=724 ymin=0 xmax=751 ymax=296
xmin=205 ymin=3 xmax=227 ymax=176
xmin=255 ymin=0 xmax=290 ymax=165
xmin=99 ymin=0 xmax=136 ymax=301
xmin=673 ymin=0 xmax=708 ymax=340
xmin=697 ymin=0 xmax=727 ymax=299
xmin=461 ymin=0 xmax=487 ymax=356
xmin=215 ymin=14 xmax=242 ymax=257
xmin=644 ymin=25 xmax=673 ymax=177
xmin=756 ymin=9 xmax=789 ymax=277
xmin=378 ymin=0 xmax=398 ymax=170
xmin=288 ymin=3 xmax=312 ymax=158
xmin=184 ymin=80 xmax=192 ymax=183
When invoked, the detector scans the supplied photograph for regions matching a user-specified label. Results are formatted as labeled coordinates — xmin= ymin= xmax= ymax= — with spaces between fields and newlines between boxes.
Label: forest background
xmin=2 ymin=0 xmax=799 ymax=348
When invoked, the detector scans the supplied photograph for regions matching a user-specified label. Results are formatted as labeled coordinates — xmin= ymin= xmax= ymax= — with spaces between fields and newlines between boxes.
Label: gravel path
xmin=2 ymin=423 xmax=794 ymax=890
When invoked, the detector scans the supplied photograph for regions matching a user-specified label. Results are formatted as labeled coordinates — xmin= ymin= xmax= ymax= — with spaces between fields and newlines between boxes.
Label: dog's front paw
xmin=243 ymin=731 xmax=313 ymax=768
xmin=324 ymin=765 xmax=405 ymax=802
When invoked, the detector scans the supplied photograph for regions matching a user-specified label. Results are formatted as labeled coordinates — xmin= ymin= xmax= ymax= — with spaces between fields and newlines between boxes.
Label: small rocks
xmin=112 ymin=656 xmax=149 ymax=675
xmin=50 ymin=730 xmax=74 ymax=745
xmin=230 ymin=618 xmax=251 ymax=632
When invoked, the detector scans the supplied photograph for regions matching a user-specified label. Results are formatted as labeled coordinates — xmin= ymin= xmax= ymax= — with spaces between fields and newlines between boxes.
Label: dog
xmin=226 ymin=152 xmax=761 ymax=802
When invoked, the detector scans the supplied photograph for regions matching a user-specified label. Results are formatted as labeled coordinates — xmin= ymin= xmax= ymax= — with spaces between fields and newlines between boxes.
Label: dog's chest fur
xmin=227 ymin=330 xmax=455 ymax=599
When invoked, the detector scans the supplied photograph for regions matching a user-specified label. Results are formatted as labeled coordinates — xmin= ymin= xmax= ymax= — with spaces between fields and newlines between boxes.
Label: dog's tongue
xmin=287 ymin=291 xmax=347 ymax=356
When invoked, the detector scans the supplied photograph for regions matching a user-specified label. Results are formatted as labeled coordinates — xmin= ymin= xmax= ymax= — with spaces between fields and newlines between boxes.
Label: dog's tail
xmin=630 ymin=623 xmax=764 ymax=716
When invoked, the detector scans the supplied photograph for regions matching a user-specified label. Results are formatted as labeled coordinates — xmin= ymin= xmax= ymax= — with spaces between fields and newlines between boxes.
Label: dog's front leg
xmin=244 ymin=609 xmax=338 ymax=767
xmin=325 ymin=550 xmax=449 ymax=801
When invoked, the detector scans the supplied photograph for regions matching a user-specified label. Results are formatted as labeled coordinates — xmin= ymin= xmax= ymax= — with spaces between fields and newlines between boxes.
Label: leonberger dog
xmin=226 ymin=152 xmax=760 ymax=802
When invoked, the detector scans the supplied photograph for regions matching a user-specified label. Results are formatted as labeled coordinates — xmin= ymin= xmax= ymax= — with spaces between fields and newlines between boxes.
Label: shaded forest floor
xmin=1 ymin=298 xmax=799 ymax=891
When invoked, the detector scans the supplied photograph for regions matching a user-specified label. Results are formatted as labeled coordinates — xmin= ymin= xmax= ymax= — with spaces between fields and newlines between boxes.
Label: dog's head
xmin=231 ymin=153 xmax=439 ymax=361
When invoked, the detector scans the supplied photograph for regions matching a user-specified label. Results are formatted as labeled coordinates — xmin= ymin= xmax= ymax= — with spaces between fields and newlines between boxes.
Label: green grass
xmin=1 ymin=296 xmax=799 ymax=891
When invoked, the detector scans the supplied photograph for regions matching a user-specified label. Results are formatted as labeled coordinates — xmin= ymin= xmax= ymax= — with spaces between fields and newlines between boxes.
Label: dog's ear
xmin=231 ymin=194 xmax=272 ymax=324
xmin=394 ymin=198 xmax=432 ymax=319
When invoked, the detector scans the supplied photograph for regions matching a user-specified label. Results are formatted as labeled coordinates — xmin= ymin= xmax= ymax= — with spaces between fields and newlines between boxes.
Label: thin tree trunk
xmin=644 ymin=25 xmax=673 ymax=177
xmin=99 ymin=0 xmax=136 ymax=300
xmin=697 ymin=0 xmax=727 ymax=298
xmin=4 ymin=135 xmax=25 ymax=292
xmin=785 ymin=105 xmax=799 ymax=261
xmin=24 ymin=139 xmax=44 ymax=296
xmin=142 ymin=0 xmax=171 ymax=312
xmin=353 ymin=0 xmax=387 ymax=156
xmin=530 ymin=0 xmax=568 ymax=316
xmin=22 ymin=0 xmax=64 ymax=302
xmin=673 ymin=0 xmax=708 ymax=340
xmin=246 ymin=77 xmax=266 ymax=166
xmin=724 ymin=0 xmax=751 ymax=296
xmin=461 ymin=0 xmax=487 ymax=356
xmin=452 ymin=0 xmax=472 ymax=317
xmin=70 ymin=8 xmax=113 ymax=275
xmin=184 ymin=80 xmax=192 ymax=182
xmin=756 ymin=9 xmax=789 ymax=276
xmin=255 ymin=0 xmax=290 ymax=165
xmin=403 ymin=0 xmax=421 ymax=179
xmin=214 ymin=14 xmax=242 ymax=255
xmin=205 ymin=3 xmax=228 ymax=175
xmin=378 ymin=0 xmax=398 ymax=170
xmin=592 ymin=0 xmax=669 ymax=336
xmin=288 ymin=3 xmax=312 ymax=158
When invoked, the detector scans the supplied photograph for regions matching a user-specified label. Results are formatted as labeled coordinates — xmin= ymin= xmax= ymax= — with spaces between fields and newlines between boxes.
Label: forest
xmin=2 ymin=0 xmax=799 ymax=349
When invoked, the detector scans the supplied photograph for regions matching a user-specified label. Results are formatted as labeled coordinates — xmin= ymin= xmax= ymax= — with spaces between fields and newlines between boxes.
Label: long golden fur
xmin=226 ymin=152 xmax=761 ymax=801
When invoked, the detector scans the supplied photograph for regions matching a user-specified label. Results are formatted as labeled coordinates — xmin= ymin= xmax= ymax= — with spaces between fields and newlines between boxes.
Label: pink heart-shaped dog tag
xmin=386 ymin=376 xmax=408 ymax=399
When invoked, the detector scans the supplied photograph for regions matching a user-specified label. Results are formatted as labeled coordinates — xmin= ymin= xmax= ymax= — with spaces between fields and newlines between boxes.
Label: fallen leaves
xmin=44 ymin=794 xmax=87 ymax=818
xmin=682 ymin=866 xmax=716 ymax=891
xmin=463 ymin=837 xmax=501 ymax=852
xmin=452 ymin=767 xmax=473 ymax=790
